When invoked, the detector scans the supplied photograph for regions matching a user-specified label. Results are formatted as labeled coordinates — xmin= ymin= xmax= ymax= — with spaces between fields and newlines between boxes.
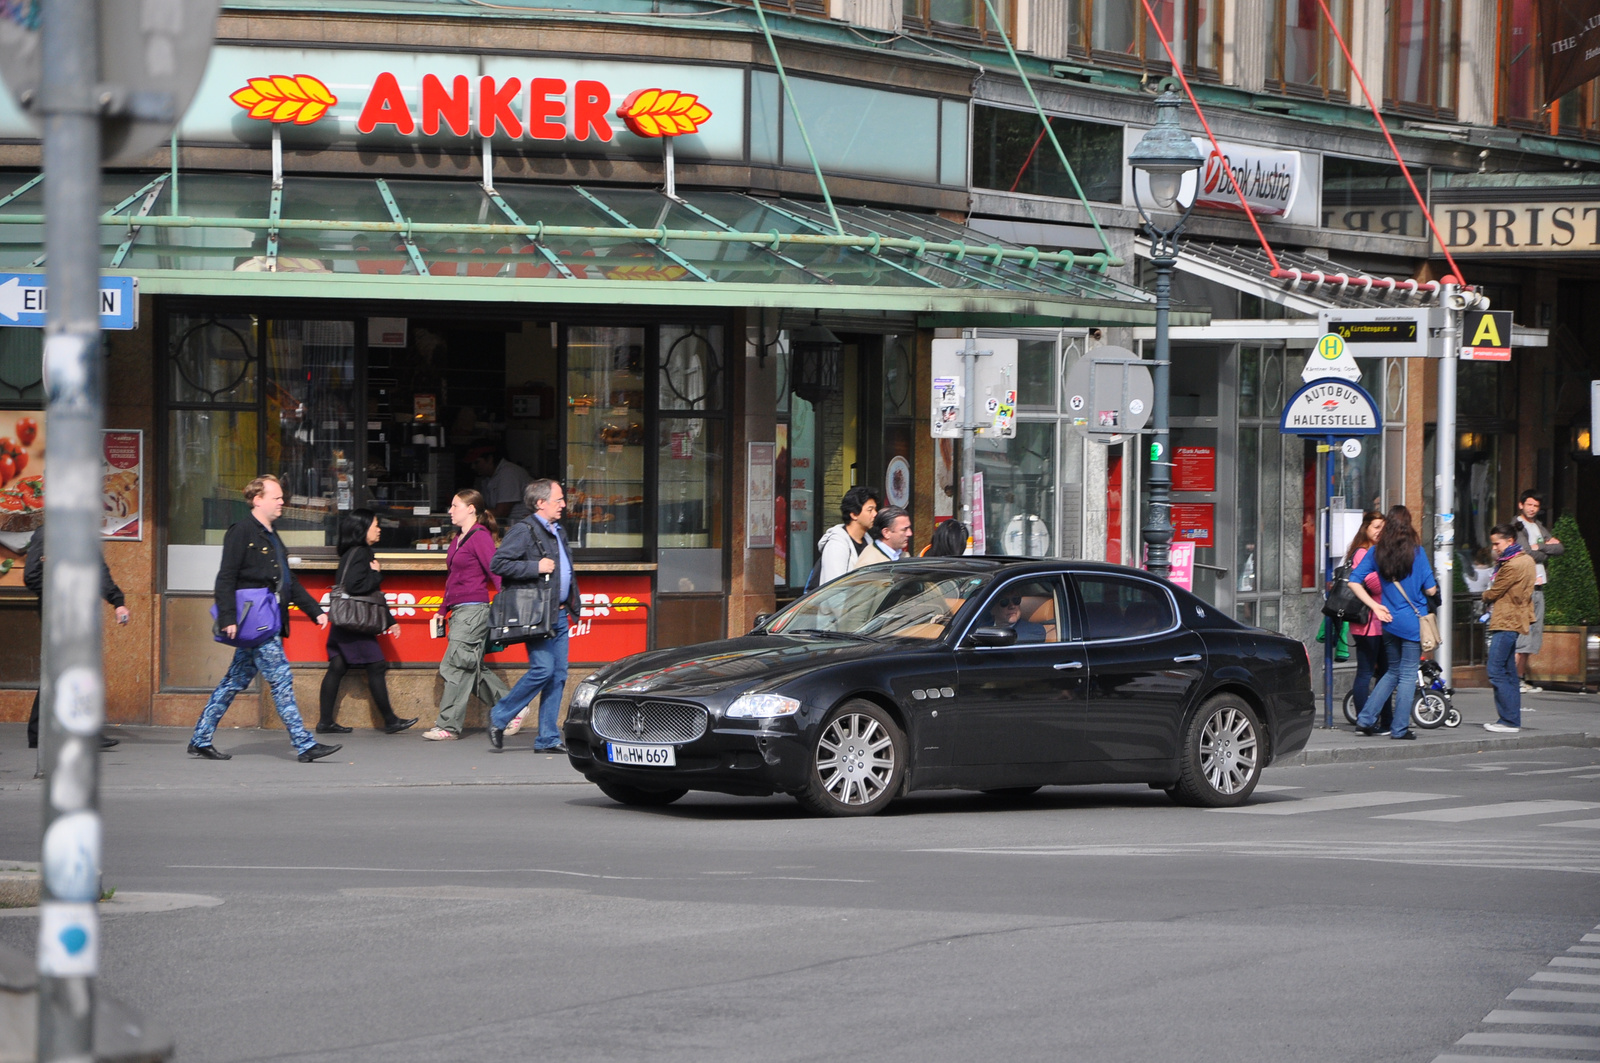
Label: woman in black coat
xmin=318 ymin=509 xmax=417 ymax=734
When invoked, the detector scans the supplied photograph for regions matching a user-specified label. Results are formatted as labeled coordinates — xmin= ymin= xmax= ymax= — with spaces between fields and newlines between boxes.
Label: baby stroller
xmin=1342 ymin=657 xmax=1462 ymax=729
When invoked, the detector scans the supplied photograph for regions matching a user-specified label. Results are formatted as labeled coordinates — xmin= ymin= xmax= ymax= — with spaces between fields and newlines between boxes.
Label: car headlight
xmin=571 ymin=682 xmax=600 ymax=711
xmin=724 ymin=693 xmax=802 ymax=719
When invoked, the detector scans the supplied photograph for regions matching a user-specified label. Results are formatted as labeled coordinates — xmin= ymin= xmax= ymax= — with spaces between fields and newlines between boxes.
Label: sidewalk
xmin=1287 ymin=686 xmax=1600 ymax=766
xmin=1 ymin=688 xmax=1595 ymax=792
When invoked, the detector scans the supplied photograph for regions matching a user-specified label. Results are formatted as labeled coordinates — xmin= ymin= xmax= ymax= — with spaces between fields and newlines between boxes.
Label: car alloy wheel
xmin=1169 ymin=695 xmax=1262 ymax=808
xmin=796 ymin=700 xmax=905 ymax=817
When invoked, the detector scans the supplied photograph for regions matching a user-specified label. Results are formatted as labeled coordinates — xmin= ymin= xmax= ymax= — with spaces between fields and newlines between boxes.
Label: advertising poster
xmin=746 ymin=442 xmax=775 ymax=549
xmin=284 ymin=572 xmax=652 ymax=665
xmin=1173 ymin=446 xmax=1216 ymax=492
xmin=1168 ymin=541 xmax=1196 ymax=592
xmin=102 ymin=430 xmax=143 ymax=540
xmin=1170 ymin=503 xmax=1215 ymax=549
xmin=0 ymin=410 xmax=44 ymax=589
xmin=970 ymin=471 xmax=987 ymax=554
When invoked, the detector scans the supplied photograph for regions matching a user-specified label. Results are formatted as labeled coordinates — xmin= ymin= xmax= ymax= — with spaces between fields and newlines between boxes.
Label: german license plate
xmin=606 ymin=742 xmax=676 ymax=767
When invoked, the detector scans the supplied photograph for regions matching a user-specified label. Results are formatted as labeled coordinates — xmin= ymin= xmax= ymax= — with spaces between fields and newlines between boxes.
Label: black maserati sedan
xmin=562 ymin=558 xmax=1315 ymax=817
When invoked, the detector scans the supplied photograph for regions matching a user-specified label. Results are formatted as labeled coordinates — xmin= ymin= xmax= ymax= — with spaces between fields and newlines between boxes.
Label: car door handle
xmin=1173 ymin=654 xmax=1202 ymax=663
xmin=1053 ymin=661 xmax=1085 ymax=670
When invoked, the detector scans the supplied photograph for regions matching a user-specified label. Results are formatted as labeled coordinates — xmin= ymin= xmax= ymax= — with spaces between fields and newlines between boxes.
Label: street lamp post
xmin=1128 ymin=84 xmax=1203 ymax=579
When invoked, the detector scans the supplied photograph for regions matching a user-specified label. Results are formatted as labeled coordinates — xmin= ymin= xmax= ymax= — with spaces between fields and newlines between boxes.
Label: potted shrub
xmin=1529 ymin=513 xmax=1600 ymax=689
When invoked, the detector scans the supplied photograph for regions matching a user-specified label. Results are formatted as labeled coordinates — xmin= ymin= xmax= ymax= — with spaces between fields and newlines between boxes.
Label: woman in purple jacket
xmin=423 ymin=489 xmax=510 ymax=740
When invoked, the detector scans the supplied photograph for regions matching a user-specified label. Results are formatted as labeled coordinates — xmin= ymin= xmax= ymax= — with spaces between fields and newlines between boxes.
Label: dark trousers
xmin=319 ymin=653 xmax=398 ymax=727
xmin=1351 ymin=633 xmax=1393 ymax=730
xmin=27 ymin=689 xmax=39 ymax=749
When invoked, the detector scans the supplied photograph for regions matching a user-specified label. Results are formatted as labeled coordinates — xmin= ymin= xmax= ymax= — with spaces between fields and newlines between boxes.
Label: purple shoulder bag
xmin=211 ymin=587 xmax=282 ymax=649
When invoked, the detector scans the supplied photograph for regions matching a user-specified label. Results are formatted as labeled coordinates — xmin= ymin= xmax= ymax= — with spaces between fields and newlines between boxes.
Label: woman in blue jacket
xmin=1346 ymin=505 xmax=1439 ymax=740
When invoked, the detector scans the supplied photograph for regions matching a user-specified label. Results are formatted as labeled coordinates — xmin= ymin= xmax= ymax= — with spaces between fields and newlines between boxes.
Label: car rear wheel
xmin=596 ymin=780 xmax=688 ymax=807
xmin=1168 ymin=694 xmax=1262 ymax=808
xmin=794 ymin=701 xmax=905 ymax=817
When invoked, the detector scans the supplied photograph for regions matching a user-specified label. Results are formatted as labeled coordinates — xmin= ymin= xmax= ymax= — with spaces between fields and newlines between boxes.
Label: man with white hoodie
xmin=814 ymin=486 xmax=881 ymax=587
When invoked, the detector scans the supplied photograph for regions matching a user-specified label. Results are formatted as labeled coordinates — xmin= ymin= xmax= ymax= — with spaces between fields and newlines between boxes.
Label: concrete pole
xmin=1434 ymin=283 xmax=1460 ymax=684
xmin=36 ymin=0 xmax=106 ymax=1057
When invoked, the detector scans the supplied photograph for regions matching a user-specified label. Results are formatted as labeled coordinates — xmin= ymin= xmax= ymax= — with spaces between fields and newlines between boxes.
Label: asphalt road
xmin=2 ymin=733 xmax=1598 ymax=1063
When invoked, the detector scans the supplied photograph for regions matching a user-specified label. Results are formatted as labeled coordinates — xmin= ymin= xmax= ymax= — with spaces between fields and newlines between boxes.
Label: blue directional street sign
xmin=0 ymin=273 xmax=139 ymax=330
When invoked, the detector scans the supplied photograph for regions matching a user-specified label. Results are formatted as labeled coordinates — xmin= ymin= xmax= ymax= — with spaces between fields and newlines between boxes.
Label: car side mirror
xmin=967 ymin=625 xmax=1017 ymax=647
xmin=751 ymin=614 xmax=772 ymax=632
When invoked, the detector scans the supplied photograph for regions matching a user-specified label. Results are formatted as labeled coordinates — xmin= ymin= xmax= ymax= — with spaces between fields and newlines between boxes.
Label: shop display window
xmin=977 ymin=421 xmax=1058 ymax=558
xmin=566 ymin=326 xmax=646 ymax=551
xmin=265 ymin=320 xmax=358 ymax=548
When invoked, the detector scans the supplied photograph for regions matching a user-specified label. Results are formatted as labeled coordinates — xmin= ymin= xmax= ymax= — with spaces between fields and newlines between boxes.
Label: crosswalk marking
xmin=1532 ymin=971 xmax=1600 ymax=985
xmin=1583 ymin=933 xmax=1600 ymax=942
xmin=1509 ymin=765 xmax=1600 ymax=775
xmin=1544 ymin=819 xmax=1600 ymax=830
xmin=1571 ymin=945 xmax=1600 ymax=953
xmin=1550 ymin=956 xmax=1600 ymax=969
xmin=1216 ymin=791 xmax=1453 ymax=815
xmin=1378 ymin=800 xmax=1600 ymax=822
xmin=1483 ymin=1008 xmax=1600 ymax=1026
xmin=1456 ymin=1031 xmax=1600 ymax=1050
xmin=1251 ymin=784 xmax=1300 ymax=793
xmin=1433 ymin=1056 xmax=1580 ymax=1063
xmin=1509 ymin=987 xmax=1600 ymax=1004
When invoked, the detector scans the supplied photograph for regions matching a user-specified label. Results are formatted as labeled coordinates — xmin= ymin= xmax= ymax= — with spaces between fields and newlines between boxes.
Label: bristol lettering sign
xmin=1430 ymin=200 xmax=1600 ymax=255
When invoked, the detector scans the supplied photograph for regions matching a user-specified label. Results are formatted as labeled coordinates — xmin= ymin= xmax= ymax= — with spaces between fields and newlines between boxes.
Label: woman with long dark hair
xmin=1346 ymin=505 xmax=1438 ymax=739
xmin=318 ymin=509 xmax=418 ymax=735
xmin=922 ymin=519 xmax=970 ymax=557
xmin=1344 ymin=511 xmax=1390 ymax=730
xmin=422 ymin=489 xmax=510 ymax=741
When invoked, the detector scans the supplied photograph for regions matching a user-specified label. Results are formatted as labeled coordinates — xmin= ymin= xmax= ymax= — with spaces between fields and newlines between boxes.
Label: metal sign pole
xmin=37 ymin=0 xmax=107 ymax=1058
xmin=1434 ymin=282 xmax=1461 ymax=683
xmin=1324 ymin=436 xmax=1336 ymax=728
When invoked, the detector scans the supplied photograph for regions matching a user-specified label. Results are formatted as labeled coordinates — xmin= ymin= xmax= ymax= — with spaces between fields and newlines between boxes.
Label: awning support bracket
xmin=31 ymin=173 xmax=168 ymax=268
xmin=0 ymin=174 xmax=42 ymax=211
xmin=484 ymin=188 xmax=576 ymax=280
xmin=573 ymin=184 xmax=712 ymax=282
xmin=109 ymin=174 xmax=168 ymax=269
xmin=673 ymin=196 xmax=835 ymax=285
xmin=753 ymin=198 xmax=946 ymax=289
xmin=375 ymin=178 xmax=430 ymax=277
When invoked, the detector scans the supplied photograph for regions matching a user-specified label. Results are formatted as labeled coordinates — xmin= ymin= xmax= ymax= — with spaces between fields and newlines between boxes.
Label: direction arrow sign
xmin=0 ymin=273 xmax=138 ymax=330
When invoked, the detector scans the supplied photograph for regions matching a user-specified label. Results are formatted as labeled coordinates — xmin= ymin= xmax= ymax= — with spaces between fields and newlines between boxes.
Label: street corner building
xmin=1 ymin=0 xmax=1597 ymax=725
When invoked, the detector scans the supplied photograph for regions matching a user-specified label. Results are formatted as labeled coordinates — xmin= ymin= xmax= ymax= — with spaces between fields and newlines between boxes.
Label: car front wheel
xmin=1168 ymin=695 xmax=1262 ymax=808
xmin=794 ymin=700 xmax=906 ymax=817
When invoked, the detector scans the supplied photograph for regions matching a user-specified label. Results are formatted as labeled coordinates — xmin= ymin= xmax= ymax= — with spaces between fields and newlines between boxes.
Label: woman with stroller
xmin=1346 ymin=505 xmax=1439 ymax=740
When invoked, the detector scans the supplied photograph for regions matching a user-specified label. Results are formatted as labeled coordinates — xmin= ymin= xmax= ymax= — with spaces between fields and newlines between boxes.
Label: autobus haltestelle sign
xmin=1280 ymin=379 xmax=1382 ymax=436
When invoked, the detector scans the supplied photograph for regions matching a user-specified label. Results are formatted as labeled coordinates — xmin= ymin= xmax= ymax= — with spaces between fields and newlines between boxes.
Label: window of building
xmin=1321 ymin=156 xmax=1422 ymax=238
xmin=1498 ymin=0 xmax=1544 ymax=127
xmin=1386 ymin=0 xmax=1458 ymax=117
xmin=902 ymin=0 xmax=1014 ymax=47
xmin=971 ymin=105 xmax=1123 ymax=203
xmin=1067 ymin=0 xmax=1222 ymax=76
xmin=1266 ymin=0 xmax=1350 ymax=99
xmin=0 ymin=328 xmax=43 ymax=684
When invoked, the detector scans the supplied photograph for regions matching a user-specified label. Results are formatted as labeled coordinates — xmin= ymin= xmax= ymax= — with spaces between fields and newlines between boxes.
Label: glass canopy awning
xmin=0 ymin=172 xmax=1205 ymax=327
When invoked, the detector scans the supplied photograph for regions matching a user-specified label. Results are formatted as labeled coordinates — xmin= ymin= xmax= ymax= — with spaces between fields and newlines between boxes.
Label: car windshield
xmin=768 ymin=562 xmax=996 ymax=641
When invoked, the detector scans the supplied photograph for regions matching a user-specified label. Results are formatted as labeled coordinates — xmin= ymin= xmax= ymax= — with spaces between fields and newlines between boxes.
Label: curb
xmin=1283 ymin=731 xmax=1600 ymax=766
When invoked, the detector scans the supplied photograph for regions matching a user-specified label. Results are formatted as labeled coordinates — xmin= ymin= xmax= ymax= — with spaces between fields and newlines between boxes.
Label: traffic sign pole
xmin=37 ymin=1 xmax=107 ymax=1058
xmin=1434 ymin=283 xmax=1461 ymax=694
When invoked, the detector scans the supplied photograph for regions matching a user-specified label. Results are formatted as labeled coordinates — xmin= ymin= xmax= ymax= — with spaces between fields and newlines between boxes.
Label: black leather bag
xmin=329 ymin=552 xmax=389 ymax=635
xmin=487 ymin=579 xmax=557 ymax=648
xmin=1322 ymin=563 xmax=1372 ymax=626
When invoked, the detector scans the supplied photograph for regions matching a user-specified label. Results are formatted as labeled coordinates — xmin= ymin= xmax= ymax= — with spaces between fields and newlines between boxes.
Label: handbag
xmin=211 ymin=586 xmax=282 ymax=649
xmin=487 ymin=579 xmax=557 ymax=649
xmin=1396 ymin=581 xmax=1441 ymax=653
xmin=1322 ymin=563 xmax=1372 ymax=626
xmin=328 ymin=551 xmax=389 ymax=636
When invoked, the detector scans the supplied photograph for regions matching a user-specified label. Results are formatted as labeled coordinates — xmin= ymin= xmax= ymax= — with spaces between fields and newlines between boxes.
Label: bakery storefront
xmin=0 ymin=36 xmax=1172 ymax=728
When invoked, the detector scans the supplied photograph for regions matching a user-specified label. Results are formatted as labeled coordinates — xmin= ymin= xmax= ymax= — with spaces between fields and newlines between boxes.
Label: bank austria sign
xmin=178 ymin=45 xmax=743 ymax=156
xmin=1128 ymin=135 xmax=1303 ymax=221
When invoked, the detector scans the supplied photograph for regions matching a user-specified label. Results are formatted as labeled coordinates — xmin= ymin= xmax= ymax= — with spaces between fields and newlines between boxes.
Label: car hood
xmin=587 ymin=635 xmax=892 ymax=700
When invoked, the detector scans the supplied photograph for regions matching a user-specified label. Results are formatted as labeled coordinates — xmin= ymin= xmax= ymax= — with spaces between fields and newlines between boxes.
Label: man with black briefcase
xmin=486 ymin=479 xmax=580 ymax=754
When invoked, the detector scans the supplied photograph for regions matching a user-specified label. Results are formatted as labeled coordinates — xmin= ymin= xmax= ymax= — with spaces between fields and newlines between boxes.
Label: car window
xmin=973 ymin=578 xmax=1066 ymax=644
xmin=1074 ymin=575 xmax=1175 ymax=640
xmin=769 ymin=567 xmax=989 ymax=640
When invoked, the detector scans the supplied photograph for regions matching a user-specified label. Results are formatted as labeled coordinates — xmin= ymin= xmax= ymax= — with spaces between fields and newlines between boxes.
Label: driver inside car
xmin=989 ymin=593 xmax=1047 ymax=643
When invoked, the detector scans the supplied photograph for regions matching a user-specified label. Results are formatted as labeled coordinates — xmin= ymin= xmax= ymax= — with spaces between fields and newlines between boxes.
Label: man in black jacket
xmin=188 ymin=475 xmax=342 ymax=763
xmin=23 ymin=524 xmax=128 ymax=750
xmin=486 ymin=478 xmax=580 ymax=753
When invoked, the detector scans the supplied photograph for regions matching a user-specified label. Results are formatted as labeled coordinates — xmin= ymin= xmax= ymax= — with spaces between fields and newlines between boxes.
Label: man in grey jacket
xmin=1513 ymin=490 xmax=1564 ymax=692
xmin=813 ymin=486 xmax=880 ymax=587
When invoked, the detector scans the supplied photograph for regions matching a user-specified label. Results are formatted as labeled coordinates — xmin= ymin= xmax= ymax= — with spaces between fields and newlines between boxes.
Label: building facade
xmin=1 ymin=0 xmax=1595 ymax=726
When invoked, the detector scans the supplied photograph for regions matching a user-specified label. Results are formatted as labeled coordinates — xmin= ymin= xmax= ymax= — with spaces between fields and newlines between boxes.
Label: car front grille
xmin=592 ymin=699 xmax=709 ymax=745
